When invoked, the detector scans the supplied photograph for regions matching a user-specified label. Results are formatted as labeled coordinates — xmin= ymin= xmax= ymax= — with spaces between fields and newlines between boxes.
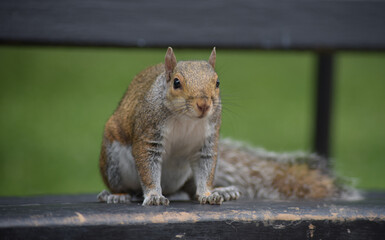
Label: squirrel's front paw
xmin=142 ymin=194 xmax=170 ymax=206
xmin=212 ymin=186 xmax=241 ymax=201
xmin=198 ymin=192 xmax=224 ymax=205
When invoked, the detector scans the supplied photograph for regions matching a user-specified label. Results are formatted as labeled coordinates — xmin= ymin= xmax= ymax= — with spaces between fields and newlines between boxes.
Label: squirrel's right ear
xmin=165 ymin=47 xmax=177 ymax=82
xmin=208 ymin=47 xmax=216 ymax=69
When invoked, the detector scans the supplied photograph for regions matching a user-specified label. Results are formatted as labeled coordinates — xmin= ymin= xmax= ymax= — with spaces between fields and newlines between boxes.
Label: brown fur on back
xmin=105 ymin=63 xmax=164 ymax=144
xmin=99 ymin=64 xmax=164 ymax=189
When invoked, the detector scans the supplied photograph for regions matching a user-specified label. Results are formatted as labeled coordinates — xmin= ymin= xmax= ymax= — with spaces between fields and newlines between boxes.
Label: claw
xmin=199 ymin=192 xmax=224 ymax=205
xmin=97 ymin=190 xmax=131 ymax=204
xmin=212 ymin=186 xmax=241 ymax=202
xmin=142 ymin=194 xmax=169 ymax=206
xmin=97 ymin=189 xmax=110 ymax=202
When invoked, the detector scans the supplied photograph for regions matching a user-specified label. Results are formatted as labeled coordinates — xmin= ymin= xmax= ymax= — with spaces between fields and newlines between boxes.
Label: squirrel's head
xmin=164 ymin=47 xmax=220 ymax=119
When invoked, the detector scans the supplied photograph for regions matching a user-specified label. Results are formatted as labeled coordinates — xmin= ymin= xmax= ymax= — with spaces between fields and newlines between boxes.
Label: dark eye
xmin=173 ymin=78 xmax=181 ymax=89
xmin=216 ymin=79 xmax=220 ymax=88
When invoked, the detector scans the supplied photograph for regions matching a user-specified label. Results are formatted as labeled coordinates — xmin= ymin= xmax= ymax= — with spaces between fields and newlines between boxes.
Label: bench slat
xmin=1 ymin=193 xmax=384 ymax=239
xmin=1 ymin=0 xmax=385 ymax=50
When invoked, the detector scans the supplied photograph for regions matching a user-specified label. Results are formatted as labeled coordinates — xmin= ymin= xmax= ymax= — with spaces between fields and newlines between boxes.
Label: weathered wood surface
xmin=1 ymin=0 xmax=385 ymax=50
xmin=0 ymin=192 xmax=384 ymax=239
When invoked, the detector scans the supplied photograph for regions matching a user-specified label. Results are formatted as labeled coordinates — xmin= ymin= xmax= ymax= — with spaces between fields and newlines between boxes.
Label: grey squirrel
xmin=98 ymin=47 xmax=360 ymax=205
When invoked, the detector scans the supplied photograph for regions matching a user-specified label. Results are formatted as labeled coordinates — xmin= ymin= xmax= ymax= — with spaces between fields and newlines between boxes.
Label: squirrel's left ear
xmin=165 ymin=47 xmax=177 ymax=82
xmin=208 ymin=47 xmax=216 ymax=69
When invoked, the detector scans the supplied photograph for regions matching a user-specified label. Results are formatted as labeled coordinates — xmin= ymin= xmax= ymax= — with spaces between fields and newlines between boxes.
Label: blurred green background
xmin=0 ymin=46 xmax=384 ymax=196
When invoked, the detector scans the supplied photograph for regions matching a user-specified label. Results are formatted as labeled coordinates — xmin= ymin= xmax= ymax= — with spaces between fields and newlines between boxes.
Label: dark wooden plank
xmin=0 ymin=193 xmax=384 ymax=239
xmin=1 ymin=0 xmax=385 ymax=50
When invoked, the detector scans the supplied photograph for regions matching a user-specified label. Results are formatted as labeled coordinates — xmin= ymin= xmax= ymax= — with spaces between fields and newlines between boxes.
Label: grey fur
xmin=105 ymin=141 xmax=123 ymax=192
xmin=215 ymin=138 xmax=362 ymax=201
xmin=191 ymin=125 xmax=218 ymax=198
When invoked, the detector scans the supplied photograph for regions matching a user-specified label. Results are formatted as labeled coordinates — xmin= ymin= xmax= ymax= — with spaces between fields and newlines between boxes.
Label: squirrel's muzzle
xmin=195 ymin=98 xmax=211 ymax=118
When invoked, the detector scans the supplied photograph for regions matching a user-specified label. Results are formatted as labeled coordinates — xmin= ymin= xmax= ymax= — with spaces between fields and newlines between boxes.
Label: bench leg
xmin=313 ymin=52 xmax=334 ymax=158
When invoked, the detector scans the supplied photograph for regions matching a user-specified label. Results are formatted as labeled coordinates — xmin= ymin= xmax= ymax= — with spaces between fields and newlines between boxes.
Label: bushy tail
xmin=215 ymin=139 xmax=362 ymax=200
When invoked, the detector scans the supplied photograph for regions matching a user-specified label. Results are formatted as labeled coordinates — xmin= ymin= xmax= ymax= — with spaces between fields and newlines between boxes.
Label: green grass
xmin=0 ymin=46 xmax=384 ymax=196
xmin=333 ymin=53 xmax=385 ymax=190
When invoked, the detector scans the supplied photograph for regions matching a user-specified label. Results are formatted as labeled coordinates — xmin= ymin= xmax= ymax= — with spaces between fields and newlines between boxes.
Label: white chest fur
xmin=163 ymin=116 xmax=209 ymax=158
xmin=160 ymin=116 xmax=211 ymax=194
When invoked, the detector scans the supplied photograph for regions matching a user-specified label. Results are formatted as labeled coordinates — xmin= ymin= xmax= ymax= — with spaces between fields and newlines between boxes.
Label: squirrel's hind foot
xmin=212 ymin=186 xmax=241 ymax=201
xmin=97 ymin=189 xmax=132 ymax=204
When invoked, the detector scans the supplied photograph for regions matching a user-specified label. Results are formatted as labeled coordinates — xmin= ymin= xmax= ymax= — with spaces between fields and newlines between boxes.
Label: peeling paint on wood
xmin=2 ymin=203 xmax=385 ymax=228
xmin=7 ymin=208 xmax=384 ymax=228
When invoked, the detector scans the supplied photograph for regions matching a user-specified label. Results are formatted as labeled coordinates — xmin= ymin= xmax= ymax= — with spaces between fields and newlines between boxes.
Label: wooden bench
xmin=1 ymin=0 xmax=384 ymax=239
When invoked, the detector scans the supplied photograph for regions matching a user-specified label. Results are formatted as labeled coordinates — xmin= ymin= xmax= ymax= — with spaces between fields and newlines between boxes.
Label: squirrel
xmin=98 ymin=47 xmax=360 ymax=206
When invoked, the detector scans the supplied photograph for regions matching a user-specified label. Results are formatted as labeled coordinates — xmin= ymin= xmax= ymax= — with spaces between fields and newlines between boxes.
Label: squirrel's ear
xmin=208 ymin=47 xmax=216 ymax=69
xmin=165 ymin=47 xmax=177 ymax=81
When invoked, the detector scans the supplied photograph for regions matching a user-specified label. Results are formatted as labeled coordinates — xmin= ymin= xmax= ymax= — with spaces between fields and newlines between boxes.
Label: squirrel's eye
xmin=173 ymin=78 xmax=181 ymax=89
xmin=216 ymin=79 xmax=220 ymax=88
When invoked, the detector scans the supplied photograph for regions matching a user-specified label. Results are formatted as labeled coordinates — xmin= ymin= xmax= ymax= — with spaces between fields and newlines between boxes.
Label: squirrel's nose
xmin=196 ymin=101 xmax=210 ymax=116
xmin=197 ymin=103 xmax=209 ymax=113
